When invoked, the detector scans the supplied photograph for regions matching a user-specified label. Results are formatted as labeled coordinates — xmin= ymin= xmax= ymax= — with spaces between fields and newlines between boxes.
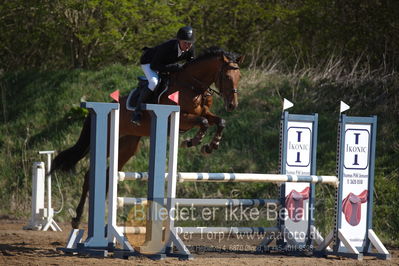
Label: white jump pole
xmin=164 ymin=109 xmax=191 ymax=257
xmin=107 ymin=105 xmax=134 ymax=251
xmin=39 ymin=150 xmax=62 ymax=231
xmin=118 ymin=171 xmax=338 ymax=186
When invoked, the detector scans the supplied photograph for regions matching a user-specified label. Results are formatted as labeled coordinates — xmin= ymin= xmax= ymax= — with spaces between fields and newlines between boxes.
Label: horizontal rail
xmin=118 ymin=171 xmax=339 ymax=186
xmin=177 ymin=226 xmax=280 ymax=234
xmin=122 ymin=226 xmax=279 ymax=235
xmin=118 ymin=171 xmax=148 ymax=181
xmin=117 ymin=197 xmax=280 ymax=208
xmin=122 ymin=226 xmax=147 ymax=234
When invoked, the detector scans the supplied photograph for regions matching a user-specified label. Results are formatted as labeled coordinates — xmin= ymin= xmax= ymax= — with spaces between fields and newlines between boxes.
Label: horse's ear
xmin=236 ymin=55 xmax=245 ymax=64
xmin=223 ymin=55 xmax=230 ymax=63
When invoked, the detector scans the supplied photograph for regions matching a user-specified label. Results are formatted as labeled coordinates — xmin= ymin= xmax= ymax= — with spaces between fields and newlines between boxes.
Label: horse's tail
xmin=50 ymin=115 xmax=91 ymax=173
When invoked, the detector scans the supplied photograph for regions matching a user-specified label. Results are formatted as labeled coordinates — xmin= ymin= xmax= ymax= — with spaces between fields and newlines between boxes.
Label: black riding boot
xmin=131 ymin=87 xmax=153 ymax=126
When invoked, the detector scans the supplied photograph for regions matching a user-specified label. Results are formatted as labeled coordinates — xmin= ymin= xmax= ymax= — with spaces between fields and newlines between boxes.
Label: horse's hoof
xmin=201 ymin=144 xmax=212 ymax=154
xmin=181 ymin=140 xmax=193 ymax=148
xmin=211 ymin=143 xmax=220 ymax=150
xmin=71 ymin=218 xmax=80 ymax=229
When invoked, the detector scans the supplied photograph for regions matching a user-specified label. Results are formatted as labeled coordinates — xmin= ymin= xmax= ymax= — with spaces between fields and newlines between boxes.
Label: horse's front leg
xmin=201 ymin=112 xmax=225 ymax=154
xmin=71 ymin=171 xmax=89 ymax=229
xmin=180 ymin=113 xmax=209 ymax=148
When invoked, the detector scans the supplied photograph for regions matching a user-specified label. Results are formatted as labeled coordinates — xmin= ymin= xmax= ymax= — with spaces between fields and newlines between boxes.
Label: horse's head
xmin=178 ymin=47 xmax=243 ymax=112
xmin=215 ymin=54 xmax=243 ymax=112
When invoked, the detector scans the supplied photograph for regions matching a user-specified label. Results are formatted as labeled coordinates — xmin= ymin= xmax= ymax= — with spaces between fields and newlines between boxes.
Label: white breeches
xmin=141 ymin=64 xmax=159 ymax=91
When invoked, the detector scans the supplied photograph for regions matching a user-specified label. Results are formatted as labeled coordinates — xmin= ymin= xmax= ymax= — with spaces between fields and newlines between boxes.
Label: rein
xmin=207 ymin=87 xmax=222 ymax=97
xmin=190 ymin=60 xmax=239 ymax=99
xmin=191 ymin=76 xmax=221 ymax=97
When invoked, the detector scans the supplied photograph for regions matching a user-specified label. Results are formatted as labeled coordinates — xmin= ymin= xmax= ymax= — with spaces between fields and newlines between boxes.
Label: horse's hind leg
xmin=180 ymin=113 xmax=209 ymax=148
xmin=72 ymin=171 xmax=89 ymax=229
xmin=105 ymin=135 xmax=142 ymax=192
xmin=71 ymin=135 xmax=141 ymax=229
xmin=116 ymin=135 xmax=142 ymax=170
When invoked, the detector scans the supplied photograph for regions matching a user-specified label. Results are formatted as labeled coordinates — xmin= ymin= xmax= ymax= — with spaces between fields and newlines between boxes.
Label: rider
xmin=131 ymin=26 xmax=196 ymax=126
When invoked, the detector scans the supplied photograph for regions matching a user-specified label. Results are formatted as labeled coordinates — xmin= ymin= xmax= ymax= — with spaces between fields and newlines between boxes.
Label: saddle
xmin=285 ymin=186 xmax=310 ymax=223
xmin=342 ymin=190 xmax=368 ymax=226
xmin=126 ymin=75 xmax=169 ymax=111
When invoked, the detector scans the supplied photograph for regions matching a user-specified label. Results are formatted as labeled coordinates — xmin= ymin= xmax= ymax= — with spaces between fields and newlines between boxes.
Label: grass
xmin=0 ymin=63 xmax=398 ymax=246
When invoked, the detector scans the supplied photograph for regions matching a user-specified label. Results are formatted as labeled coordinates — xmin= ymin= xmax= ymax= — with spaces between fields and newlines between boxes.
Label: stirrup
xmin=131 ymin=112 xmax=142 ymax=126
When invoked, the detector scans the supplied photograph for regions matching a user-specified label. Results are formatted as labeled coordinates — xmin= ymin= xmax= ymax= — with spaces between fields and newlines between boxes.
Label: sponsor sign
xmin=339 ymin=123 xmax=371 ymax=252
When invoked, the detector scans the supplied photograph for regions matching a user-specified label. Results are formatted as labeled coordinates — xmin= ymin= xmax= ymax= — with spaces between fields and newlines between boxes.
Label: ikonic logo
xmin=287 ymin=127 xmax=311 ymax=167
xmin=344 ymin=129 xmax=370 ymax=170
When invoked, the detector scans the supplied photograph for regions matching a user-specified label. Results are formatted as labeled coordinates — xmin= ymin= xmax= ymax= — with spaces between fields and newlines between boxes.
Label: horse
xmin=51 ymin=47 xmax=243 ymax=228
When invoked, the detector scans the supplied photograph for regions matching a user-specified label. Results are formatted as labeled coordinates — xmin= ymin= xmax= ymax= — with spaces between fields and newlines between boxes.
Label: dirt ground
xmin=0 ymin=219 xmax=397 ymax=266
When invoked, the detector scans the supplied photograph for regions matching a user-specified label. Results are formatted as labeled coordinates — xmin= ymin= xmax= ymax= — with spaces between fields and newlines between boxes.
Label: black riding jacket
xmin=140 ymin=39 xmax=195 ymax=73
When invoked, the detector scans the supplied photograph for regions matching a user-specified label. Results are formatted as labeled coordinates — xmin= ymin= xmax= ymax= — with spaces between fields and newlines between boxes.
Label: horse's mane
xmin=186 ymin=46 xmax=239 ymax=67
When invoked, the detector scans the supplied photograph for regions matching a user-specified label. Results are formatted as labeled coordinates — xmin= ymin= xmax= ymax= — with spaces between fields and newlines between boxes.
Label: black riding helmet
xmin=176 ymin=26 xmax=195 ymax=43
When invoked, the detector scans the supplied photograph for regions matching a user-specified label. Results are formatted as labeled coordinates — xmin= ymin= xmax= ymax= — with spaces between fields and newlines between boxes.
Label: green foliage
xmin=1 ymin=1 xmax=398 ymax=72
xmin=0 ymin=64 xmax=142 ymax=222
xmin=65 ymin=106 xmax=89 ymax=121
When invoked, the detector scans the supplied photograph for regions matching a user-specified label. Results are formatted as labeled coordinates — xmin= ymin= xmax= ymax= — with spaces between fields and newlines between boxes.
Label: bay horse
xmin=51 ymin=47 xmax=243 ymax=228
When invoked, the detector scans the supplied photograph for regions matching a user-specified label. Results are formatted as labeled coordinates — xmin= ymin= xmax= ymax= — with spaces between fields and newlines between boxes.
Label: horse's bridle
xmin=190 ymin=61 xmax=240 ymax=98
xmin=215 ymin=61 xmax=240 ymax=96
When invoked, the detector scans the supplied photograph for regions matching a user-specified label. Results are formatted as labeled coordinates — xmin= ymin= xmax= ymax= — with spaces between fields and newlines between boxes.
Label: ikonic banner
xmin=339 ymin=123 xmax=371 ymax=252
xmin=284 ymin=121 xmax=313 ymax=244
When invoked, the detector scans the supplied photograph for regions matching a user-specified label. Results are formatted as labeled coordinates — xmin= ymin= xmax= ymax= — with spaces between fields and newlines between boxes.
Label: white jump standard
xmin=58 ymin=102 xmax=120 ymax=257
xmin=57 ymin=99 xmax=390 ymax=261
xmin=315 ymin=114 xmax=390 ymax=259
xmin=24 ymin=151 xmax=62 ymax=232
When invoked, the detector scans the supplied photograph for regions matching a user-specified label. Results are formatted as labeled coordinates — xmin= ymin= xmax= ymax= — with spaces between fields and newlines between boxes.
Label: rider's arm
xmin=150 ymin=42 xmax=181 ymax=73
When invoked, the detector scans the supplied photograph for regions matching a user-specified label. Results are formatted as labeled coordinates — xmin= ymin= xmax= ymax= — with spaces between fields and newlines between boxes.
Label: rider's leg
xmin=131 ymin=64 xmax=158 ymax=126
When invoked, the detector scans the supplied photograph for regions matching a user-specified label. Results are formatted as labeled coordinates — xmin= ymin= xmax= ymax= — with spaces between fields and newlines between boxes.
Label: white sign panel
xmin=284 ymin=121 xmax=313 ymax=244
xmin=339 ymin=123 xmax=371 ymax=252
xmin=286 ymin=123 xmax=312 ymax=173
